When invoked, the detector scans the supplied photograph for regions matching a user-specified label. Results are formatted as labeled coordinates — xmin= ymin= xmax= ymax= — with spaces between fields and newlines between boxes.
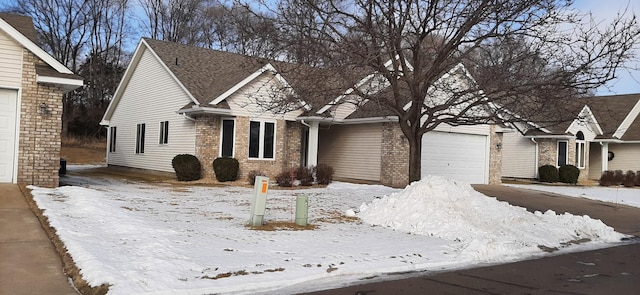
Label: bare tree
xmin=263 ymin=0 xmax=640 ymax=182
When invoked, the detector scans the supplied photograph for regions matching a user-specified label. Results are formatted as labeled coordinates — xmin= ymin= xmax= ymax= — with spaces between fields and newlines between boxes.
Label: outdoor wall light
xmin=496 ymin=142 xmax=502 ymax=151
xmin=39 ymin=102 xmax=49 ymax=116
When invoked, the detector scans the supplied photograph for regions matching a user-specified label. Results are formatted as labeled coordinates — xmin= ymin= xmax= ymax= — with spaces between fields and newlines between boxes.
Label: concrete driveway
xmin=0 ymin=184 xmax=77 ymax=295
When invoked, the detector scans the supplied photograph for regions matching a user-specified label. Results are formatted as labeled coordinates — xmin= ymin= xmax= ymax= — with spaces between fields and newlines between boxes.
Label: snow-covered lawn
xmin=29 ymin=167 xmax=627 ymax=295
xmin=506 ymin=184 xmax=640 ymax=208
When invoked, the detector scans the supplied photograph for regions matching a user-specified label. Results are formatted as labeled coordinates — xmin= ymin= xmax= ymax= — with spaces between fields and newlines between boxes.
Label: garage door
xmin=0 ymin=89 xmax=18 ymax=182
xmin=422 ymin=131 xmax=488 ymax=184
xmin=318 ymin=124 xmax=382 ymax=181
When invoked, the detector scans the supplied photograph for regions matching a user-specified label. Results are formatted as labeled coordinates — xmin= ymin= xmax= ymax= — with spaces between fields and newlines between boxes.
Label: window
xmin=136 ymin=123 xmax=145 ymax=154
xmin=159 ymin=121 xmax=169 ymax=144
xmin=248 ymin=120 xmax=275 ymax=159
xmin=575 ymin=131 xmax=586 ymax=169
xmin=109 ymin=127 xmax=116 ymax=153
xmin=557 ymin=141 xmax=568 ymax=166
xmin=221 ymin=119 xmax=234 ymax=157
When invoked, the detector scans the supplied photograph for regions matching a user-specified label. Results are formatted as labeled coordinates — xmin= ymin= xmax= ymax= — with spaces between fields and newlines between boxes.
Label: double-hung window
xmin=136 ymin=123 xmax=146 ymax=154
xmin=248 ymin=120 xmax=275 ymax=159
xmin=159 ymin=121 xmax=169 ymax=144
xmin=109 ymin=126 xmax=116 ymax=152
xmin=557 ymin=141 xmax=568 ymax=166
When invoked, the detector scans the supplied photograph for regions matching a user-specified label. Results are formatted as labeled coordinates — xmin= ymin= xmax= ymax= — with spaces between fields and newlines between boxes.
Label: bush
xmin=171 ymin=154 xmax=202 ymax=181
xmin=212 ymin=157 xmax=239 ymax=182
xmin=538 ymin=165 xmax=558 ymax=183
xmin=558 ymin=165 xmax=580 ymax=184
xmin=623 ymin=170 xmax=637 ymax=187
xmin=613 ymin=170 xmax=625 ymax=185
xmin=599 ymin=170 xmax=615 ymax=186
xmin=247 ymin=170 xmax=265 ymax=185
xmin=316 ymin=164 xmax=334 ymax=185
xmin=637 ymin=171 xmax=640 ymax=187
xmin=295 ymin=166 xmax=314 ymax=186
xmin=275 ymin=170 xmax=293 ymax=187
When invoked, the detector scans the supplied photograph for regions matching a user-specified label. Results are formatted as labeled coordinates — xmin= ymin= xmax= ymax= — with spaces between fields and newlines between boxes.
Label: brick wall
xmin=488 ymin=125 xmax=503 ymax=184
xmin=195 ymin=116 xmax=302 ymax=182
xmin=380 ymin=122 xmax=409 ymax=187
xmin=17 ymin=51 xmax=64 ymax=187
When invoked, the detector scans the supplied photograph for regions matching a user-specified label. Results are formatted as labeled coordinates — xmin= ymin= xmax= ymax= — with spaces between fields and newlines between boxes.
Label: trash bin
xmin=59 ymin=158 xmax=67 ymax=175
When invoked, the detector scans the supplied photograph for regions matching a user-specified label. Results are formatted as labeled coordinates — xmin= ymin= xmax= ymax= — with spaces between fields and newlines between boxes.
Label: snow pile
xmin=358 ymin=176 xmax=626 ymax=260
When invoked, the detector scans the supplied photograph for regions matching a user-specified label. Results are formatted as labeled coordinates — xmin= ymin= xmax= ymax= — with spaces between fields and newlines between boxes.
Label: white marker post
xmin=249 ymin=176 xmax=269 ymax=226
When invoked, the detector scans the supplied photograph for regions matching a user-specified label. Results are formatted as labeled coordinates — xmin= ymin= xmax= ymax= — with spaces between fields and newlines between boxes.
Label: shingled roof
xmin=583 ymin=94 xmax=640 ymax=139
xmin=0 ymin=12 xmax=38 ymax=44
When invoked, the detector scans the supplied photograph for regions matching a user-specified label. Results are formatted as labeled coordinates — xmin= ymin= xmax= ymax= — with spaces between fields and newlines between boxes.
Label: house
xmin=502 ymin=94 xmax=640 ymax=181
xmin=0 ymin=13 xmax=83 ymax=187
xmin=101 ymin=38 xmax=504 ymax=187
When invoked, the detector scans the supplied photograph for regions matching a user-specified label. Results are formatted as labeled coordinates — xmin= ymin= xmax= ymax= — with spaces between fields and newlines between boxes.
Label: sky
xmin=0 ymin=0 xmax=637 ymax=95
xmin=27 ymin=168 xmax=629 ymax=294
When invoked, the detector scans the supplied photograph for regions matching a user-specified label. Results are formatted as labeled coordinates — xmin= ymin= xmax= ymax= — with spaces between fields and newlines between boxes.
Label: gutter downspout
xmin=531 ymin=138 xmax=539 ymax=178
xmin=182 ymin=113 xmax=195 ymax=122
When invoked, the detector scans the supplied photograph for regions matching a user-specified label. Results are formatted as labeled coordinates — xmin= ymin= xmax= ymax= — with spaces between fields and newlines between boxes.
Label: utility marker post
xmin=250 ymin=176 xmax=269 ymax=226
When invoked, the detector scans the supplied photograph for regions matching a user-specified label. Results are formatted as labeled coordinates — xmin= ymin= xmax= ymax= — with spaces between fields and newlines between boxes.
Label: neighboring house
xmin=101 ymin=38 xmax=504 ymax=187
xmin=0 ymin=13 xmax=83 ymax=187
xmin=502 ymin=94 xmax=640 ymax=181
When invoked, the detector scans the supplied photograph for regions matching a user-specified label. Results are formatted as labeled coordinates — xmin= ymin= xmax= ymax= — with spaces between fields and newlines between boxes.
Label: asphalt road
xmin=302 ymin=184 xmax=640 ymax=295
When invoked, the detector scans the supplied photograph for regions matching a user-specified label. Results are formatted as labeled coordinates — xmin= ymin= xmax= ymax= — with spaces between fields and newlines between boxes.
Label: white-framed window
xmin=136 ymin=123 xmax=145 ymax=154
xmin=220 ymin=118 xmax=235 ymax=157
xmin=248 ymin=120 xmax=275 ymax=159
xmin=159 ymin=121 xmax=169 ymax=144
xmin=109 ymin=126 xmax=117 ymax=153
xmin=557 ymin=140 xmax=568 ymax=166
xmin=575 ymin=131 xmax=586 ymax=169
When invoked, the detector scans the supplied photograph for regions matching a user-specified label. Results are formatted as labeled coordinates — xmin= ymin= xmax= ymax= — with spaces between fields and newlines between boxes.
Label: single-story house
xmin=0 ymin=13 xmax=83 ymax=187
xmin=502 ymin=94 xmax=640 ymax=181
xmin=100 ymin=38 xmax=504 ymax=187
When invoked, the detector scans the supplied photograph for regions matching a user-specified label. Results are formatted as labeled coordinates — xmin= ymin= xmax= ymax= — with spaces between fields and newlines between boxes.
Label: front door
xmin=0 ymin=89 xmax=18 ymax=182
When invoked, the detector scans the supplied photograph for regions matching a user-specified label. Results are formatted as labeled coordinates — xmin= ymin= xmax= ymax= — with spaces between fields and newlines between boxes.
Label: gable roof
xmin=0 ymin=13 xmax=83 ymax=91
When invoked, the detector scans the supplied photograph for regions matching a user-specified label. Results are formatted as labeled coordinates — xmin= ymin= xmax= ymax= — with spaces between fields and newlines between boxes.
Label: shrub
xmin=613 ymin=170 xmax=625 ymax=185
xmin=637 ymin=171 xmax=640 ymax=187
xmin=623 ymin=170 xmax=637 ymax=187
xmin=212 ymin=157 xmax=239 ymax=182
xmin=538 ymin=165 xmax=558 ymax=183
xmin=247 ymin=170 xmax=265 ymax=185
xmin=599 ymin=170 xmax=615 ymax=187
xmin=316 ymin=164 xmax=335 ymax=185
xmin=172 ymin=154 xmax=202 ymax=181
xmin=558 ymin=165 xmax=580 ymax=184
xmin=295 ymin=166 xmax=314 ymax=186
xmin=275 ymin=170 xmax=293 ymax=187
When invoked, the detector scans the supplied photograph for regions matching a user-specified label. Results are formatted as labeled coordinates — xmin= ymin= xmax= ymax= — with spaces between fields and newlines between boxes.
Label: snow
xmin=28 ymin=169 xmax=627 ymax=295
xmin=507 ymin=184 xmax=640 ymax=208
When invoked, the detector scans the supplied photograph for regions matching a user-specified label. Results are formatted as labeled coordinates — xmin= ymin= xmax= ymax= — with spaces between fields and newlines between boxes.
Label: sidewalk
xmin=0 ymin=184 xmax=77 ymax=295
xmin=306 ymin=184 xmax=640 ymax=295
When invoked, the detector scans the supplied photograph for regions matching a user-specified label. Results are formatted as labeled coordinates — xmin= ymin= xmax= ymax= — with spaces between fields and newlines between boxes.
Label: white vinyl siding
xmin=107 ymin=48 xmax=196 ymax=172
xmin=590 ymin=143 xmax=640 ymax=179
xmin=502 ymin=132 xmax=537 ymax=179
xmin=318 ymin=124 xmax=382 ymax=182
xmin=224 ymin=73 xmax=302 ymax=121
xmin=0 ymin=30 xmax=23 ymax=88
xmin=422 ymin=131 xmax=488 ymax=184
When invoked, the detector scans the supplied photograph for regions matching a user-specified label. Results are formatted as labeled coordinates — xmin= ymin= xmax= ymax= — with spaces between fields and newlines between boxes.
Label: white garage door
xmin=422 ymin=131 xmax=488 ymax=184
xmin=0 ymin=89 xmax=18 ymax=182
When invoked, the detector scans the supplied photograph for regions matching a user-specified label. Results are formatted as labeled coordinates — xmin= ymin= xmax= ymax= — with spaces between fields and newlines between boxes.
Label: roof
xmin=0 ymin=13 xmax=83 ymax=91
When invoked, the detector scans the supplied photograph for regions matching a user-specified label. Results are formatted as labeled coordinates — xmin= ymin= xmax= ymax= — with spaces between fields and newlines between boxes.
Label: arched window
xmin=575 ymin=131 xmax=586 ymax=169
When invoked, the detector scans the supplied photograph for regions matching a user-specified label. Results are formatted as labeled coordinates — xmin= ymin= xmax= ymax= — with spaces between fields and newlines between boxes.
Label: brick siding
xmin=17 ymin=51 xmax=64 ymax=187
xmin=380 ymin=122 xmax=409 ymax=187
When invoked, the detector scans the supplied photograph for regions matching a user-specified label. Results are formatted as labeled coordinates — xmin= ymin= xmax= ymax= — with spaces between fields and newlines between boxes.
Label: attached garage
xmin=318 ymin=123 xmax=382 ymax=182
xmin=421 ymin=131 xmax=489 ymax=184
xmin=0 ymin=89 xmax=18 ymax=182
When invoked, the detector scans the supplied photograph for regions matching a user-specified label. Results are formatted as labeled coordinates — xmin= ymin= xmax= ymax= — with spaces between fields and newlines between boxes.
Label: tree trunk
xmin=407 ymin=131 xmax=422 ymax=183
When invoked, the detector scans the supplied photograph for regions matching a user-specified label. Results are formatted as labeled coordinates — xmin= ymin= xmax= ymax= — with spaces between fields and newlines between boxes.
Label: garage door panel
xmin=0 ymin=89 xmax=17 ymax=182
xmin=422 ymin=131 xmax=487 ymax=184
